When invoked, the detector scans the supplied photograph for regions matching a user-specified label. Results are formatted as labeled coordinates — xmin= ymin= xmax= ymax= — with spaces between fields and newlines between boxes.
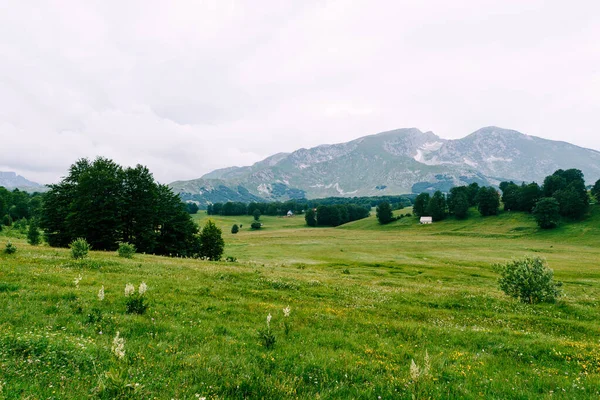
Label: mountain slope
xmin=170 ymin=127 xmax=600 ymax=205
xmin=0 ymin=171 xmax=45 ymax=192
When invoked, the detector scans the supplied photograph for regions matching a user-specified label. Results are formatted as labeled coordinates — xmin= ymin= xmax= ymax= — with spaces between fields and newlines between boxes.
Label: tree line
xmin=207 ymin=195 xmax=412 ymax=217
xmin=304 ymin=204 xmax=371 ymax=227
xmin=0 ymin=187 xmax=44 ymax=228
xmin=501 ymin=169 xmax=592 ymax=229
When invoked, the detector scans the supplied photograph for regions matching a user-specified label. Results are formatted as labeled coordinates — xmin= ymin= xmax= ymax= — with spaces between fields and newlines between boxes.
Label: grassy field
xmin=1 ymin=207 xmax=599 ymax=399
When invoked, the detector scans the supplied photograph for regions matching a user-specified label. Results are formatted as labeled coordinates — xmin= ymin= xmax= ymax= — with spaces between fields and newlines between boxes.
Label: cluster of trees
xmin=305 ymin=204 xmax=370 ymax=227
xmin=0 ymin=187 xmax=44 ymax=228
xmin=501 ymin=169 xmax=591 ymax=229
xmin=40 ymin=157 xmax=217 ymax=258
xmin=413 ymin=183 xmax=500 ymax=221
xmin=207 ymin=195 xmax=413 ymax=218
xmin=207 ymin=200 xmax=304 ymax=217
xmin=375 ymin=201 xmax=411 ymax=224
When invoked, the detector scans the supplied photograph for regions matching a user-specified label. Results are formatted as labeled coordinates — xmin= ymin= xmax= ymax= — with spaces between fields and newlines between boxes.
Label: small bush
xmin=225 ymin=256 xmax=237 ymax=262
xmin=125 ymin=296 xmax=148 ymax=315
xmin=342 ymin=268 xmax=350 ymax=275
xmin=4 ymin=241 xmax=17 ymax=254
xmin=70 ymin=238 xmax=90 ymax=259
xmin=117 ymin=242 xmax=136 ymax=258
xmin=231 ymin=224 xmax=239 ymax=234
xmin=251 ymin=222 xmax=262 ymax=230
xmin=495 ymin=256 xmax=562 ymax=304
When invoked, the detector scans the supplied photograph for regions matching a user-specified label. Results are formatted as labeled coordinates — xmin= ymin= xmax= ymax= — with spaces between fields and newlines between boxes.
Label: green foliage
xmin=518 ymin=182 xmax=542 ymax=212
xmin=376 ymin=201 xmax=394 ymax=224
xmin=476 ymin=187 xmax=500 ymax=216
xmin=4 ymin=241 xmax=17 ymax=254
xmin=533 ymin=197 xmax=560 ymax=229
xmin=413 ymin=193 xmax=430 ymax=217
xmin=496 ymin=256 xmax=562 ymax=304
xmin=40 ymin=158 xmax=201 ymax=257
xmin=251 ymin=222 xmax=262 ymax=230
xmin=592 ymin=179 xmax=600 ymax=202
xmin=231 ymin=224 xmax=239 ymax=234
xmin=125 ymin=294 xmax=148 ymax=315
xmin=426 ymin=191 xmax=447 ymax=221
xmin=253 ymin=209 xmax=261 ymax=221
xmin=185 ymin=202 xmax=199 ymax=214
xmin=304 ymin=208 xmax=317 ymax=227
xmin=69 ymin=238 xmax=90 ymax=259
xmin=27 ymin=218 xmax=42 ymax=245
xmin=315 ymin=204 xmax=369 ymax=227
xmin=448 ymin=187 xmax=469 ymax=219
xmin=117 ymin=242 xmax=136 ymax=258
xmin=2 ymin=214 xmax=12 ymax=226
xmin=199 ymin=220 xmax=224 ymax=260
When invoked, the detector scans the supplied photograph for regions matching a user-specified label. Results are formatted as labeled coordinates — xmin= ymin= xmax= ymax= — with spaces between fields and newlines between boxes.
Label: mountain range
xmin=169 ymin=127 xmax=600 ymax=206
xmin=0 ymin=171 xmax=45 ymax=192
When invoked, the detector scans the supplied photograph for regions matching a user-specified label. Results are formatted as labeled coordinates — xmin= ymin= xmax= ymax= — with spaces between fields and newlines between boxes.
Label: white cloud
xmin=1 ymin=0 xmax=599 ymax=184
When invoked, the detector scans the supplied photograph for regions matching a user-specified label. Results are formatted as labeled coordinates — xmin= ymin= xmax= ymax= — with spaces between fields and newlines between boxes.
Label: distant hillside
xmin=170 ymin=127 xmax=600 ymax=206
xmin=0 ymin=171 xmax=46 ymax=192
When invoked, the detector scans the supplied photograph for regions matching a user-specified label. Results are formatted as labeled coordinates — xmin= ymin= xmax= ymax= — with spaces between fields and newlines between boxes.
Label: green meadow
xmin=1 ymin=207 xmax=599 ymax=399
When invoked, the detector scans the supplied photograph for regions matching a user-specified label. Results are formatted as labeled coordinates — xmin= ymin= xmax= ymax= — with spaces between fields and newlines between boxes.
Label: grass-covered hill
xmin=1 ymin=207 xmax=599 ymax=398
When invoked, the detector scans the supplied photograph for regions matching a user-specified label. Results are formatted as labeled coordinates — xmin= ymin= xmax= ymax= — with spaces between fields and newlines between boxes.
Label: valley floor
xmin=1 ymin=208 xmax=599 ymax=399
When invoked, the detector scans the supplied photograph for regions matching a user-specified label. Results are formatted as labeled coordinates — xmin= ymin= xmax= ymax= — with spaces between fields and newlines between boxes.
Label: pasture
xmin=1 ymin=207 xmax=599 ymax=399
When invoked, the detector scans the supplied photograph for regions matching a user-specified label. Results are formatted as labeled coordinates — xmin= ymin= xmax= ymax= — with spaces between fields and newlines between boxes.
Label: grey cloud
xmin=1 ymin=0 xmax=599 ymax=184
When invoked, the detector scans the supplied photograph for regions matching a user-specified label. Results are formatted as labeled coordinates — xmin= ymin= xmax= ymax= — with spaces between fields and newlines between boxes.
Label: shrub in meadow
xmin=231 ymin=224 xmax=239 ymax=234
xmin=125 ymin=282 xmax=148 ymax=314
xmin=4 ymin=241 xmax=17 ymax=254
xmin=251 ymin=222 xmax=262 ymax=230
xmin=27 ymin=219 xmax=42 ymax=245
xmin=70 ymin=237 xmax=90 ymax=259
xmin=117 ymin=242 xmax=136 ymax=258
xmin=496 ymin=256 xmax=562 ymax=304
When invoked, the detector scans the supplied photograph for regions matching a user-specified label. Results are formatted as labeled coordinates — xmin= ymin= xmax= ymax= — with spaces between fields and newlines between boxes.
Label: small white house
xmin=287 ymin=210 xmax=294 ymax=217
xmin=420 ymin=216 xmax=433 ymax=224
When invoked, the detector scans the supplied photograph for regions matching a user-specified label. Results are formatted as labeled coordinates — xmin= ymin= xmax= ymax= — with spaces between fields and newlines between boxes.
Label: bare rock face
xmin=170 ymin=127 xmax=600 ymax=205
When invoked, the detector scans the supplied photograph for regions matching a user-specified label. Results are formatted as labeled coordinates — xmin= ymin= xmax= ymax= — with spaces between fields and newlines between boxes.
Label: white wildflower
xmin=283 ymin=305 xmax=291 ymax=317
xmin=266 ymin=313 xmax=272 ymax=328
xmin=74 ymin=274 xmax=82 ymax=289
xmin=423 ymin=350 xmax=431 ymax=377
xmin=112 ymin=331 xmax=125 ymax=359
xmin=139 ymin=282 xmax=147 ymax=295
xmin=124 ymin=283 xmax=135 ymax=297
xmin=410 ymin=359 xmax=420 ymax=381
xmin=98 ymin=286 xmax=105 ymax=301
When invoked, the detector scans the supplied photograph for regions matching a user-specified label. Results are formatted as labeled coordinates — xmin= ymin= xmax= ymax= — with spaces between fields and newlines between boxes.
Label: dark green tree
xmin=554 ymin=186 xmax=588 ymax=219
xmin=518 ymin=182 xmax=542 ymax=213
xmin=376 ymin=201 xmax=394 ymax=224
xmin=27 ymin=218 xmax=42 ymax=245
xmin=477 ymin=187 xmax=500 ymax=216
xmin=533 ymin=197 xmax=560 ymax=229
xmin=426 ymin=191 xmax=448 ymax=221
xmin=413 ymin=193 xmax=431 ymax=217
xmin=467 ymin=183 xmax=480 ymax=206
xmin=253 ymin=209 xmax=261 ymax=221
xmin=231 ymin=224 xmax=239 ymax=234
xmin=186 ymin=202 xmax=199 ymax=214
xmin=542 ymin=174 xmax=566 ymax=197
xmin=592 ymin=179 xmax=600 ymax=202
xmin=448 ymin=188 xmax=469 ymax=219
xmin=199 ymin=220 xmax=224 ymax=260
xmin=500 ymin=182 xmax=520 ymax=211
xmin=304 ymin=208 xmax=317 ymax=226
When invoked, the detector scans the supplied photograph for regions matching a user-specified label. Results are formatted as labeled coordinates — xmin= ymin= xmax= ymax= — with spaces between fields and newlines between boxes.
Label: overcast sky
xmin=1 ymin=1 xmax=599 ymax=184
